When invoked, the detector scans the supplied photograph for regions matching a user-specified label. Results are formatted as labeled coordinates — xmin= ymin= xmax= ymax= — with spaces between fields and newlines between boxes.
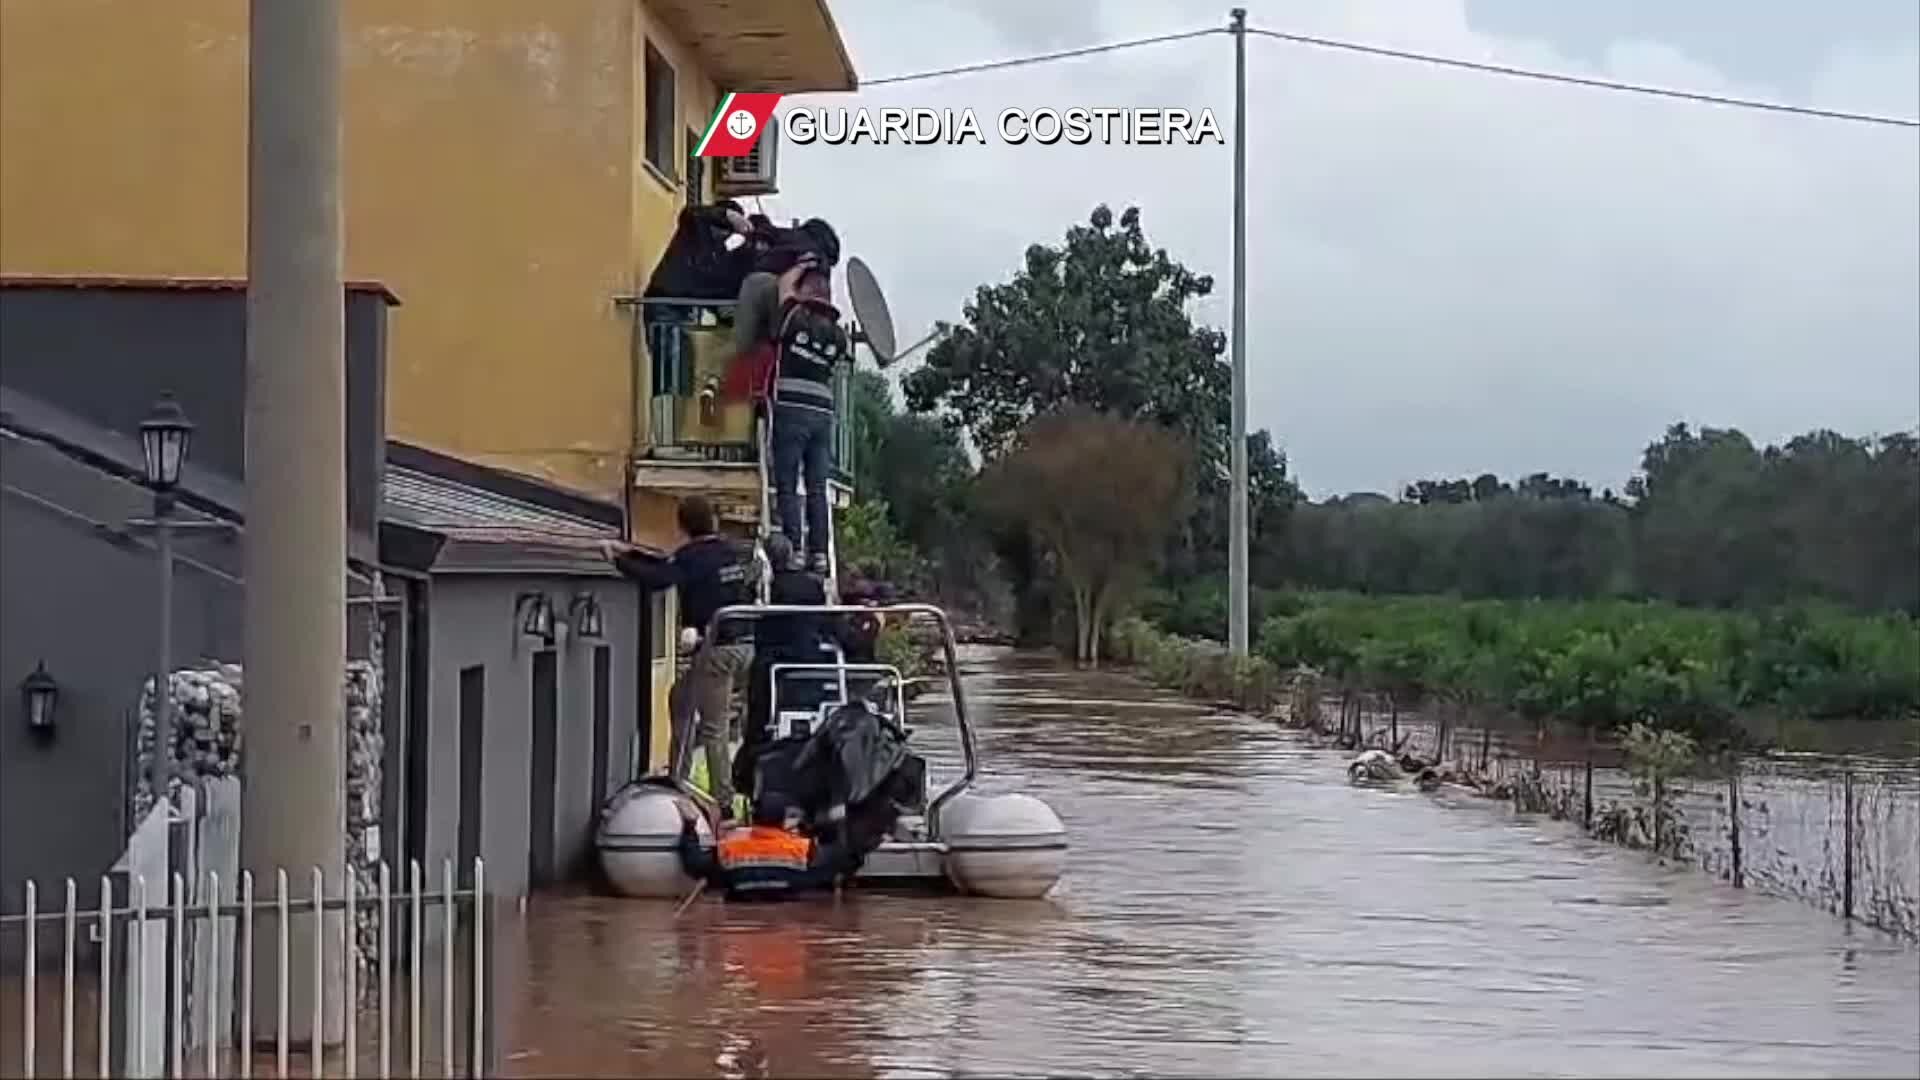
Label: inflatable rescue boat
xmin=596 ymin=601 xmax=1067 ymax=900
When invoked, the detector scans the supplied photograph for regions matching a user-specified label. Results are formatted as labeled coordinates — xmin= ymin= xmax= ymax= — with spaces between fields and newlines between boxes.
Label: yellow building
xmin=0 ymin=0 xmax=856 ymax=767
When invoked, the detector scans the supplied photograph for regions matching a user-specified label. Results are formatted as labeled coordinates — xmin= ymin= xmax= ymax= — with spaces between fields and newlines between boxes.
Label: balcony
xmin=629 ymin=297 xmax=854 ymax=517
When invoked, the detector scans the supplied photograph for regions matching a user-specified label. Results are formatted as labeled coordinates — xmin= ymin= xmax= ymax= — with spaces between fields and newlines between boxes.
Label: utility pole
xmin=242 ymin=0 xmax=347 ymax=1048
xmin=1228 ymin=7 xmax=1251 ymax=657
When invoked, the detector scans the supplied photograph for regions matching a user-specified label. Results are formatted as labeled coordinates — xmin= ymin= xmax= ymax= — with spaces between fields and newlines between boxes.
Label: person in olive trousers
xmin=605 ymin=495 xmax=755 ymax=818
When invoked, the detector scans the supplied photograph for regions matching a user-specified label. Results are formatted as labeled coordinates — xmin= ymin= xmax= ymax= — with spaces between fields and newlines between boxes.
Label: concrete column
xmin=241 ymin=0 xmax=347 ymax=1048
xmin=1227 ymin=7 xmax=1251 ymax=658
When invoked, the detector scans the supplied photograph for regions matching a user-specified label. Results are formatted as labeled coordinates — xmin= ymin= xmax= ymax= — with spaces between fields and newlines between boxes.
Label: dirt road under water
xmin=497 ymin=650 xmax=1920 ymax=1078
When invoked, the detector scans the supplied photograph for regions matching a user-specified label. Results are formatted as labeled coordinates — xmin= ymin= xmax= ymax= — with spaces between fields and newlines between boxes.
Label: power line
xmin=1247 ymin=27 xmax=1919 ymax=129
xmin=860 ymin=21 xmax=1919 ymax=131
xmin=862 ymin=27 xmax=1223 ymax=87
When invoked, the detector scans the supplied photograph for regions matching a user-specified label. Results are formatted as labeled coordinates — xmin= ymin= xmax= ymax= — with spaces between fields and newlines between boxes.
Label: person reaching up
xmin=604 ymin=495 xmax=755 ymax=820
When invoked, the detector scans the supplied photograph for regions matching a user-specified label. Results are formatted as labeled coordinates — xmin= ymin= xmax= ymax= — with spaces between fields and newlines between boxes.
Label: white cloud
xmin=767 ymin=0 xmax=1920 ymax=497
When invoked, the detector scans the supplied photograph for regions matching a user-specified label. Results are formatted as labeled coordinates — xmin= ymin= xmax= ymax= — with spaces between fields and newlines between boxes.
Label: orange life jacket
xmin=715 ymin=825 xmax=814 ymax=873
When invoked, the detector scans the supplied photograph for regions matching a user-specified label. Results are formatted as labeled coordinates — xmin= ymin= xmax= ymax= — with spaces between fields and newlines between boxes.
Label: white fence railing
xmin=5 ymin=851 xmax=491 ymax=1079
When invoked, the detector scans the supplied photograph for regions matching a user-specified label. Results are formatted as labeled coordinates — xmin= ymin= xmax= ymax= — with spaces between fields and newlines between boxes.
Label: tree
xmin=983 ymin=408 xmax=1188 ymax=665
xmin=843 ymin=369 xmax=1006 ymax=609
xmin=1623 ymin=424 xmax=1920 ymax=614
xmin=901 ymin=203 xmax=1298 ymax=632
xmin=904 ymin=204 xmax=1227 ymax=460
xmin=1625 ymin=423 xmax=1778 ymax=608
xmin=848 ymin=370 xmax=972 ymax=551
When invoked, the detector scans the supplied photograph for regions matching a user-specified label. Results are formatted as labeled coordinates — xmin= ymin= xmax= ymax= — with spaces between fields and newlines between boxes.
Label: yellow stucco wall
xmin=630 ymin=489 xmax=685 ymax=554
xmin=0 ymin=0 xmax=719 ymax=503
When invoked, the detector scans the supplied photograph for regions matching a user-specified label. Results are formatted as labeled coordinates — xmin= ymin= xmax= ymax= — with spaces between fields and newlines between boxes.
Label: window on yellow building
xmin=685 ymin=128 xmax=705 ymax=205
xmin=644 ymin=42 xmax=678 ymax=182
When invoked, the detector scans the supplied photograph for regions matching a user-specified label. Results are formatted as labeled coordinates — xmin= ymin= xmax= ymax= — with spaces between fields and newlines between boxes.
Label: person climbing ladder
xmin=726 ymin=218 xmax=849 ymax=576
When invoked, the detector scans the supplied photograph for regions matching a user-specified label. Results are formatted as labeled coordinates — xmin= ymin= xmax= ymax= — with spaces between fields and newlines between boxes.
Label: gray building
xmin=379 ymin=441 xmax=664 ymax=897
xmin=0 ymin=277 xmax=667 ymax=925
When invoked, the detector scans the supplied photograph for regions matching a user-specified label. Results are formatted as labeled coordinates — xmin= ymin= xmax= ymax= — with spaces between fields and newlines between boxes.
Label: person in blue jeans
xmin=767 ymin=253 xmax=850 ymax=574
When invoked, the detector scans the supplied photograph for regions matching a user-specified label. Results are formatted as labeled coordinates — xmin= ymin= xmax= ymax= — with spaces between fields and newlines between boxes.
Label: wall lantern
xmin=138 ymin=393 xmax=194 ymax=492
xmin=570 ymin=593 xmax=605 ymax=640
xmin=20 ymin=660 xmax=59 ymax=737
xmin=516 ymin=592 xmax=555 ymax=644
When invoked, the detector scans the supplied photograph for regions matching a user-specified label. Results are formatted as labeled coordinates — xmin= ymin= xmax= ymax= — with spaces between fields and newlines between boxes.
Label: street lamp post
xmin=138 ymin=393 xmax=193 ymax=805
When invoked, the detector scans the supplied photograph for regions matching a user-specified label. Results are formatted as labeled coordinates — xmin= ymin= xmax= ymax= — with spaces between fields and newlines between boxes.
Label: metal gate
xmin=5 ymin=847 xmax=493 ymax=1079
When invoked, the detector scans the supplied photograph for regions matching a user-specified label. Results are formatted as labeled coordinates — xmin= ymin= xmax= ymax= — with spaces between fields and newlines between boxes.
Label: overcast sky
xmin=766 ymin=0 xmax=1920 ymax=498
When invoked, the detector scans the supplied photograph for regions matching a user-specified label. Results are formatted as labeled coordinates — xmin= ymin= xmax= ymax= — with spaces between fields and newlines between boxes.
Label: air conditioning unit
xmin=715 ymin=114 xmax=779 ymax=197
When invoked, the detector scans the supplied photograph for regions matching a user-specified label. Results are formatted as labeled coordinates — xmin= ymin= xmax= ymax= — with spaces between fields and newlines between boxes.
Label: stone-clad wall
xmin=134 ymin=644 xmax=386 ymax=1003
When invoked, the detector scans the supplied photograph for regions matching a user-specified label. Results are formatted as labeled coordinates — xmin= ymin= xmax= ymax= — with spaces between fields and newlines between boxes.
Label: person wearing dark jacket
xmin=727 ymin=219 xmax=849 ymax=574
xmin=676 ymin=791 xmax=860 ymax=900
xmin=734 ymin=534 xmax=848 ymax=802
xmin=643 ymin=200 xmax=759 ymax=303
xmin=606 ymin=495 xmax=756 ymax=817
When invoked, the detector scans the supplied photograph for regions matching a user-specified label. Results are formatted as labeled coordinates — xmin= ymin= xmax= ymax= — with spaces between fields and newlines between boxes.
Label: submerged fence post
xmin=1583 ymin=755 xmax=1594 ymax=832
xmin=1842 ymin=767 xmax=1855 ymax=922
xmin=1728 ymin=762 xmax=1743 ymax=889
xmin=1652 ymin=778 xmax=1666 ymax=855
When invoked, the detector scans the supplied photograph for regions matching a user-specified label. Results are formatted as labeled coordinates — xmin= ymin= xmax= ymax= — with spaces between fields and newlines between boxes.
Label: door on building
xmin=589 ymin=644 xmax=612 ymax=834
xmin=457 ymin=664 xmax=485 ymax=887
xmin=402 ymin=580 xmax=432 ymax=876
xmin=527 ymin=649 xmax=559 ymax=887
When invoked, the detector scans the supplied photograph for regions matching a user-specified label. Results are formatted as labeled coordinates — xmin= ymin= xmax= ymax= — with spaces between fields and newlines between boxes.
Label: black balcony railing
xmin=635 ymin=297 xmax=853 ymax=483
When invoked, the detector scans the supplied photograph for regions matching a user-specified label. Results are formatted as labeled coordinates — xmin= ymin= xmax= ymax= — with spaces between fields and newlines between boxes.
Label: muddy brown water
xmin=498 ymin=650 xmax=1920 ymax=1079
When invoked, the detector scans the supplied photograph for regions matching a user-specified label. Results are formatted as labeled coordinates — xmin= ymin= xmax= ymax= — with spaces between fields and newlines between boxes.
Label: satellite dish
xmin=844 ymin=256 xmax=898 ymax=367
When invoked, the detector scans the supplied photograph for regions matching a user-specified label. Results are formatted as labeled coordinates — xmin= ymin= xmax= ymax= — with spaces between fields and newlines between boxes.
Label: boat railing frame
xmin=707 ymin=602 xmax=979 ymax=836
xmin=766 ymin=661 xmax=909 ymax=737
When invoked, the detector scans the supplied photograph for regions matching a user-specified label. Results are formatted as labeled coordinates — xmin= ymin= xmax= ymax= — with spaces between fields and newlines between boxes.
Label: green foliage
xmin=1279 ymin=426 xmax=1919 ymax=616
xmin=874 ymin=621 xmax=926 ymax=680
xmin=1281 ymin=487 xmax=1633 ymax=601
xmin=1619 ymin=722 xmax=1698 ymax=787
xmin=1615 ymin=721 xmax=1699 ymax=856
xmin=1107 ymin=614 xmax=1282 ymax=712
xmin=900 ymin=204 xmax=1299 ymax=638
xmin=851 ymin=205 xmax=1920 ymax=689
xmin=1238 ymin=592 xmax=1917 ymax=744
xmin=843 ymin=370 xmax=1005 ymax=612
xmin=1629 ymin=425 xmax=1920 ymax=612
xmin=835 ymin=497 xmax=925 ymax=587
xmin=904 ymin=204 xmax=1228 ymax=460
xmin=1112 ymin=591 xmax=1916 ymax=750
xmin=849 ymin=370 xmax=973 ymax=549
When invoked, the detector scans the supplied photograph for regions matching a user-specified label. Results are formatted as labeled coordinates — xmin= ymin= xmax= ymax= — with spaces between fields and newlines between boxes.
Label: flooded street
xmin=499 ymin=651 xmax=1920 ymax=1078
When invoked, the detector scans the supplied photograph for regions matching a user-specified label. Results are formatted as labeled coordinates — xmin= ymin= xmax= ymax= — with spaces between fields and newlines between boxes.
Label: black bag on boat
xmin=797 ymin=699 xmax=908 ymax=809
xmin=794 ymin=699 xmax=926 ymax=854
xmin=739 ymin=695 xmax=924 ymax=861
